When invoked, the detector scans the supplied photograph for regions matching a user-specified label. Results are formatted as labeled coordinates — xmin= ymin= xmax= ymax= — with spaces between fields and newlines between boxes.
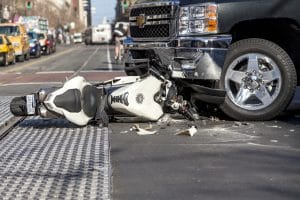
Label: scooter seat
xmin=54 ymin=89 xmax=82 ymax=113
xmin=82 ymin=85 xmax=101 ymax=117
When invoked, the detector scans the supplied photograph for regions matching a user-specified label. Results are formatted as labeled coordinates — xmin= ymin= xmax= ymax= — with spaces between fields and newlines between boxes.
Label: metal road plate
xmin=0 ymin=96 xmax=14 ymax=127
xmin=0 ymin=117 xmax=111 ymax=199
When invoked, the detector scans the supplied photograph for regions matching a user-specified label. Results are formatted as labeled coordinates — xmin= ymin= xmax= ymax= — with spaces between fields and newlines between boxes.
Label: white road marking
xmin=3 ymin=48 xmax=76 ymax=73
xmin=107 ymin=45 xmax=113 ymax=71
xmin=0 ymin=82 xmax=62 ymax=87
xmin=34 ymin=70 xmax=124 ymax=74
xmin=80 ymin=70 xmax=124 ymax=73
xmin=35 ymin=71 xmax=75 ymax=74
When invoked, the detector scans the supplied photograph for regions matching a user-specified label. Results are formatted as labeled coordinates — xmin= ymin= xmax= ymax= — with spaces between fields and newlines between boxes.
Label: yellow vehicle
xmin=0 ymin=34 xmax=15 ymax=66
xmin=0 ymin=23 xmax=30 ymax=62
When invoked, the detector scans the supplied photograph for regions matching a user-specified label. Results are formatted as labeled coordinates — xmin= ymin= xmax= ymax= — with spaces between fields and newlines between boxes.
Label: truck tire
xmin=10 ymin=53 xmax=16 ymax=65
xmin=46 ymin=47 xmax=50 ymax=55
xmin=17 ymin=54 xmax=25 ymax=62
xmin=2 ymin=53 xmax=9 ymax=66
xmin=36 ymin=47 xmax=41 ymax=58
xmin=25 ymin=51 xmax=30 ymax=60
xmin=220 ymin=38 xmax=297 ymax=121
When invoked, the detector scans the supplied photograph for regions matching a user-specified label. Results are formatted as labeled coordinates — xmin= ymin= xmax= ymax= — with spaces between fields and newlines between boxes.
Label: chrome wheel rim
xmin=225 ymin=53 xmax=282 ymax=111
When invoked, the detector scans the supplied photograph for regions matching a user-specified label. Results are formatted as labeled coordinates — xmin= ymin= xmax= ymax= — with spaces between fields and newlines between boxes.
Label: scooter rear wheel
xmin=10 ymin=96 xmax=28 ymax=116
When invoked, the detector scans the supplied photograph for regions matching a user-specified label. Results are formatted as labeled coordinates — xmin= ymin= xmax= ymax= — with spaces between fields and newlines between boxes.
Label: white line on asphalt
xmin=0 ymin=82 xmax=63 ymax=87
xmin=107 ymin=45 xmax=113 ymax=71
xmin=72 ymin=47 xmax=100 ymax=78
xmin=36 ymin=71 xmax=75 ymax=74
xmin=80 ymin=70 xmax=125 ymax=73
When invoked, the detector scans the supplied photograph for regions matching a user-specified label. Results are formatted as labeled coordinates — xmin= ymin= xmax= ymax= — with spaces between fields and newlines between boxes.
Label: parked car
xmin=27 ymin=31 xmax=41 ymax=58
xmin=38 ymin=32 xmax=50 ymax=55
xmin=0 ymin=23 xmax=30 ymax=62
xmin=125 ymin=0 xmax=300 ymax=121
xmin=0 ymin=34 xmax=15 ymax=66
xmin=73 ymin=33 xmax=83 ymax=44
xmin=46 ymin=34 xmax=56 ymax=53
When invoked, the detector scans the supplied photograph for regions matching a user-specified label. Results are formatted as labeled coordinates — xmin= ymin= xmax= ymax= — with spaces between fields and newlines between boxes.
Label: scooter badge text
xmin=111 ymin=92 xmax=129 ymax=106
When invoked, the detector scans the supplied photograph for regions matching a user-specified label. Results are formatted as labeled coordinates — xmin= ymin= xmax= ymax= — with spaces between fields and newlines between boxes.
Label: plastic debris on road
xmin=130 ymin=123 xmax=157 ymax=136
xmin=175 ymin=126 xmax=198 ymax=137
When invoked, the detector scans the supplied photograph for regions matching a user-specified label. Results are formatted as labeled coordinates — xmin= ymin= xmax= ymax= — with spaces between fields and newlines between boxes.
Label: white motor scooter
xmin=10 ymin=73 xmax=197 ymax=126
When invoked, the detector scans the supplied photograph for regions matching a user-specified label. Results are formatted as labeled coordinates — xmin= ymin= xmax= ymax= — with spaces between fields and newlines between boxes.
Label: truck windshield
xmin=137 ymin=0 xmax=168 ymax=3
xmin=0 ymin=26 xmax=20 ymax=36
xmin=38 ymin=34 xmax=45 ymax=39
xmin=28 ymin=32 xmax=37 ymax=39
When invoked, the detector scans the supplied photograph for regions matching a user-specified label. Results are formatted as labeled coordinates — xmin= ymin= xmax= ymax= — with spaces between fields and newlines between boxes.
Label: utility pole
xmin=88 ymin=0 xmax=92 ymax=26
xmin=83 ymin=0 xmax=91 ymax=26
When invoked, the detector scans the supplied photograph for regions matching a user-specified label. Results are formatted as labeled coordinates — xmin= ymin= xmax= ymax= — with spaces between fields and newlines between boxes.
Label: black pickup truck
xmin=124 ymin=0 xmax=300 ymax=120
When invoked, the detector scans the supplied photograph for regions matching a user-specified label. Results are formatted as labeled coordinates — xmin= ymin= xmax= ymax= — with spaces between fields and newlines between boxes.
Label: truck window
xmin=0 ymin=26 xmax=20 ymax=36
xmin=0 ymin=37 xmax=3 ymax=44
xmin=38 ymin=34 xmax=45 ymax=39
xmin=28 ymin=32 xmax=37 ymax=40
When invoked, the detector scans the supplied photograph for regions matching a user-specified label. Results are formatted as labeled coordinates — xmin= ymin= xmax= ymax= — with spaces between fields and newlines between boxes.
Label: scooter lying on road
xmin=10 ymin=66 xmax=226 ymax=127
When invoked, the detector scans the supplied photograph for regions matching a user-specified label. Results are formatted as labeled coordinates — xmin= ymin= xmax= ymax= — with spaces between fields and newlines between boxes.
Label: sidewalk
xmin=0 ymin=97 xmax=111 ymax=199
xmin=0 ymin=96 xmax=14 ymax=128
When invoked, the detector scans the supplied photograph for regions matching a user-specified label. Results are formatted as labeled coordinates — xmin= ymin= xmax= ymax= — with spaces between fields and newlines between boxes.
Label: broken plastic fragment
xmin=175 ymin=126 xmax=197 ymax=137
xmin=130 ymin=124 xmax=157 ymax=136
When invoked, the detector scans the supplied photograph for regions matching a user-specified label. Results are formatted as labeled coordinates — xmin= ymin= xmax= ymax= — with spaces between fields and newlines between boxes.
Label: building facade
xmin=0 ymin=0 xmax=87 ymax=31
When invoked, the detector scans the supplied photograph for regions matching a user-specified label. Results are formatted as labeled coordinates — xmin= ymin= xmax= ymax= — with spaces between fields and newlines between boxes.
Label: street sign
xmin=26 ymin=1 xmax=33 ymax=10
xmin=91 ymin=6 xmax=96 ymax=14
xmin=83 ymin=0 xmax=90 ymax=11
xmin=122 ymin=1 xmax=129 ymax=9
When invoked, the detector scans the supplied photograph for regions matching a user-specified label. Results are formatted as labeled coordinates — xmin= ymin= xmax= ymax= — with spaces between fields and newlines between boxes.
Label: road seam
xmin=71 ymin=47 xmax=100 ymax=78
xmin=0 ymin=82 xmax=63 ymax=87
xmin=36 ymin=71 xmax=75 ymax=74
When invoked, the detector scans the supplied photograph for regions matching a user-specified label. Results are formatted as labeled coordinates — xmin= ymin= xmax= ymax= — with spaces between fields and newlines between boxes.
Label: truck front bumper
xmin=124 ymin=35 xmax=232 ymax=80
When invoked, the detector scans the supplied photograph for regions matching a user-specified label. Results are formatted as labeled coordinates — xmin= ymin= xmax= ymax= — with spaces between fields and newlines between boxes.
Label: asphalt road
xmin=0 ymin=44 xmax=125 ymax=95
xmin=0 ymin=44 xmax=299 ymax=200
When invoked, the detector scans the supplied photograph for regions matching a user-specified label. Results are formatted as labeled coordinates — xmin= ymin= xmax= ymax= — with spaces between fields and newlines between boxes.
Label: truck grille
xmin=131 ymin=6 xmax=172 ymax=17
xmin=129 ymin=3 xmax=176 ymax=40
xmin=130 ymin=24 xmax=170 ymax=38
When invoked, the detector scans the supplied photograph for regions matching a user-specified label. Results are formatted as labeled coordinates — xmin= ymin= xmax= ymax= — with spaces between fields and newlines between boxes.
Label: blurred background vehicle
xmin=46 ymin=34 xmax=56 ymax=53
xmin=73 ymin=32 xmax=83 ymax=44
xmin=0 ymin=34 xmax=15 ymax=66
xmin=27 ymin=31 xmax=41 ymax=58
xmin=85 ymin=24 xmax=112 ymax=45
xmin=0 ymin=23 xmax=30 ymax=62
xmin=38 ymin=32 xmax=50 ymax=55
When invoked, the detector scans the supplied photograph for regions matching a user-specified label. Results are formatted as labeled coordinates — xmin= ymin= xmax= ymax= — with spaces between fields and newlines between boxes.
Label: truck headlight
xmin=179 ymin=7 xmax=190 ymax=20
xmin=190 ymin=6 xmax=205 ymax=18
xmin=179 ymin=4 xmax=218 ymax=35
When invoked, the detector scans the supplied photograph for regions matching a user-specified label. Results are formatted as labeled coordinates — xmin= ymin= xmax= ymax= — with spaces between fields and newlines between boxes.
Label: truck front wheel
xmin=220 ymin=38 xmax=297 ymax=121
xmin=17 ymin=54 xmax=25 ymax=62
xmin=2 ymin=53 xmax=9 ymax=66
